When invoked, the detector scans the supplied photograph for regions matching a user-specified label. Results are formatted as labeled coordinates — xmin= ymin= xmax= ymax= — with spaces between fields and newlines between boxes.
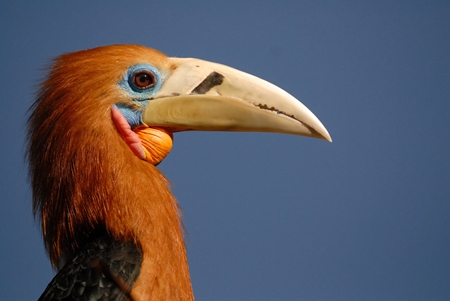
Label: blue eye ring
xmin=118 ymin=64 xmax=164 ymax=99
xmin=130 ymin=70 xmax=156 ymax=90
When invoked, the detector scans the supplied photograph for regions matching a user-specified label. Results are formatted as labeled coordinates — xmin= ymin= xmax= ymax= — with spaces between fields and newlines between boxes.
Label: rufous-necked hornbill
xmin=27 ymin=45 xmax=331 ymax=301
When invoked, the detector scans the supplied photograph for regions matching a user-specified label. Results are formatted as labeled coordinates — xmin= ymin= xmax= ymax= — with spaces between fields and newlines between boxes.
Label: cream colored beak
xmin=142 ymin=57 xmax=331 ymax=142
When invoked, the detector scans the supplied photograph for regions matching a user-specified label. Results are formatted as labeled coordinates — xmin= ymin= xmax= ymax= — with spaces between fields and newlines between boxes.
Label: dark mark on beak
xmin=255 ymin=103 xmax=321 ymax=137
xmin=191 ymin=72 xmax=224 ymax=94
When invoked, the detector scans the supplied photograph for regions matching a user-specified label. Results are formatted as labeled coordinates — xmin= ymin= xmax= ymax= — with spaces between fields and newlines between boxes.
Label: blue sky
xmin=1 ymin=1 xmax=449 ymax=300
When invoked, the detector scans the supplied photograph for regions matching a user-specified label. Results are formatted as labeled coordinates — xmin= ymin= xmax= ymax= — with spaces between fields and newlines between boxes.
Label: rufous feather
xmin=27 ymin=45 xmax=193 ymax=300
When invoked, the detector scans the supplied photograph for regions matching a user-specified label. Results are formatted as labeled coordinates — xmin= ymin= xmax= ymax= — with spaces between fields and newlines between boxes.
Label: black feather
xmin=38 ymin=237 xmax=142 ymax=301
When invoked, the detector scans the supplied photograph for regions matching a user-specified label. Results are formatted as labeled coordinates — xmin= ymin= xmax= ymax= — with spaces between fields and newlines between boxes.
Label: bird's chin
xmin=111 ymin=107 xmax=173 ymax=165
xmin=134 ymin=125 xmax=173 ymax=165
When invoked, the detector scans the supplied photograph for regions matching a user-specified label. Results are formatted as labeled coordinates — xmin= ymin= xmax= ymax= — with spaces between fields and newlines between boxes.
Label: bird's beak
xmin=142 ymin=58 xmax=331 ymax=142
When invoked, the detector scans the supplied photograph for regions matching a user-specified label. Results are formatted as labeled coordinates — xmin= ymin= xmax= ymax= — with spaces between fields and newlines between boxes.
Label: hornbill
xmin=27 ymin=45 xmax=331 ymax=300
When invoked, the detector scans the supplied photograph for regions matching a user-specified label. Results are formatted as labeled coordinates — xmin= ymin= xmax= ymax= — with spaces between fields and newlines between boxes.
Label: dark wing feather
xmin=38 ymin=237 xmax=142 ymax=301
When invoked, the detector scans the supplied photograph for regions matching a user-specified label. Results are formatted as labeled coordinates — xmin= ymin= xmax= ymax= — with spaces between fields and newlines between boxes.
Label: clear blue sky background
xmin=1 ymin=1 xmax=449 ymax=300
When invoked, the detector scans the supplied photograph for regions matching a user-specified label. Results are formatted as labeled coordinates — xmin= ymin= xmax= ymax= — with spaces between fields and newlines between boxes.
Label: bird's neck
xmin=123 ymin=173 xmax=193 ymax=301
xmin=104 ymin=157 xmax=194 ymax=300
xmin=31 ymin=107 xmax=194 ymax=299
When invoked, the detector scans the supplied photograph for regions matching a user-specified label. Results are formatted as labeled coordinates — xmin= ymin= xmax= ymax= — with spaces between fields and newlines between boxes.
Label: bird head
xmin=27 ymin=45 xmax=330 ymax=268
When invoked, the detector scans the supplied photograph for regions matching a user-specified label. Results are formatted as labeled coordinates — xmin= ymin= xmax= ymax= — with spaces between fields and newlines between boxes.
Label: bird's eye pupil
xmin=132 ymin=71 xmax=156 ymax=90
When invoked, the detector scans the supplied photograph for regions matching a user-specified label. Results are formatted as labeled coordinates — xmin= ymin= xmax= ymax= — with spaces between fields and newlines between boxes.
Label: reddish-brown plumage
xmin=27 ymin=45 xmax=193 ymax=300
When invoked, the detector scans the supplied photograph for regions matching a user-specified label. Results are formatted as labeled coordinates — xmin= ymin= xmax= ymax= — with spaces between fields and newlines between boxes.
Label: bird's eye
xmin=131 ymin=71 xmax=156 ymax=90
